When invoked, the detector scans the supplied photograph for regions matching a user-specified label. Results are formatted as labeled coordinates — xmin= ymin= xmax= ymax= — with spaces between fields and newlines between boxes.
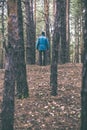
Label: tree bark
xmin=66 ymin=0 xmax=70 ymax=62
xmin=1 ymin=1 xmax=29 ymax=129
xmin=50 ymin=0 xmax=61 ymax=96
xmin=80 ymin=0 xmax=87 ymax=129
xmin=25 ymin=0 xmax=36 ymax=64
xmin=1 ymin=1 xmax=17 ymax=130
xmin=16 ymin=0 xmax=29 ymax=98
xmin=0 ymin=1 xmax=5 ymax=69
xmin=60 ymin=0 xmax=67 ymax=64
xmin=44 ymin=0 xmax=50 ymax=64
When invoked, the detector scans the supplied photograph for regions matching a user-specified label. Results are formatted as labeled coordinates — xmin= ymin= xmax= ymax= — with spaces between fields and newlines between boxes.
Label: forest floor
xmin=0 ymin=63 xmax=82 ymax=130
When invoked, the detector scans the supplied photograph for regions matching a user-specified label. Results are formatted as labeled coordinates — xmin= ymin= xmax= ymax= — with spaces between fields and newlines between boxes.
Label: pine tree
xmin=1 ymin=1 xmax=17 ymax=130
xmin=25 ymin=0 xmax=36 ymax=64
xmin=50 ymin=0 xmax=61 ymax=96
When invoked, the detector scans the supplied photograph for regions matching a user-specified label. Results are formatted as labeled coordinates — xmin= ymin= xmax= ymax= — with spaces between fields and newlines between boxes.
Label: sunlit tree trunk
xmin=50 ymin=0 xmax=61 ymax=96
xmin=53 ymin=0 xmax=56 ymax=17
xmin=0 ymin=1 xmax=5 ymax=68
xmin=44 ymin=0 xmax=50 ymax=64
xmin=80 ymin=0 xmax=87 ymax=130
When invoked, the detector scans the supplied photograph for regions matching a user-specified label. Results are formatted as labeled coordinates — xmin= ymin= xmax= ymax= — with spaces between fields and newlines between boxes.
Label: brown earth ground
xmin=0 ymin=63 xmax=82 ymax=130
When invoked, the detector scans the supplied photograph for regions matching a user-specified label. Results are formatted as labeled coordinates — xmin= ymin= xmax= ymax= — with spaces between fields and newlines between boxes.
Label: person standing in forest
xmin=36 ymin=31 xmax=49 ymax=66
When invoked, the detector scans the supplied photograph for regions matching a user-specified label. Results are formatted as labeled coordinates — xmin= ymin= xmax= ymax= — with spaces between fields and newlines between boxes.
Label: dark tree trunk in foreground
xmin=1 ymin=0 xmax=29 ymax=129
xmin=1 ymin=50 xmax=15 ymax=130
xmin=80 ymin=0 xmax=87 ymax=130
xmin=25 ymin=0 xmax=36 ymax=64
xmin=50 ymin=0 xmax=60 ymax=96
xmin=1 ymin=1 xmax=17 ymax=130
xmin=16 ymin=0 xmax=29 ymax=98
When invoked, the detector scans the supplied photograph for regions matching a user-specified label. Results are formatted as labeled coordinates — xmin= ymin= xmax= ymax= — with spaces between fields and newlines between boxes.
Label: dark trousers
xmin=39 ymin=51 xmax=46 ymax=66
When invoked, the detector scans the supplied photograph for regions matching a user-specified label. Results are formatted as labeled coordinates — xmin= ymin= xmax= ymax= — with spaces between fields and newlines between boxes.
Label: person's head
xmin=41 ymin=31 xmax=45 ymax=36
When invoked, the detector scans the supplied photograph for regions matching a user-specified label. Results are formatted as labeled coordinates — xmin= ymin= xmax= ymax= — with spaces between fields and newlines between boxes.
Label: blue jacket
xmin=36 ymin=35 xmax=49 ymax=51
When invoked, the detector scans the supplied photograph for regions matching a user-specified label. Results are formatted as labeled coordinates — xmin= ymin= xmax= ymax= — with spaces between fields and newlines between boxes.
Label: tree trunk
xmin=80 ymin=0 xmax=87 ymax=130
xmin=44 ymin=0 xmax=50 ymax=64
xmin=16 ymin=0 xmax=29 ymax=98
xmin=1 ymin=51 xmax=15 ymax=130
xmin=34 ymin=0 xmax=36 ymax=44
xmin=34 ymin=0 xmax=36 ymax=28
xmin=25 ymin=0 xmax=36 ymax=64
xmin=53 ymin=0 xmax=56 ymax=18
xmin=0 ymin=1 xmax=5 ymax=69
xmin=60 ymin=0 xmax=67 ymax=64
xmin=1 ymin=0 xmax=29 ymax=128
xmin=74 ymin=17 xmax=80 ymax=63
xmin=50 ymin=0 xmax=61 ymax=96
xmin=66 ymin=0 xmax=70 ymax=62
xmin=1 ymin=1 xmax=17 ymax=130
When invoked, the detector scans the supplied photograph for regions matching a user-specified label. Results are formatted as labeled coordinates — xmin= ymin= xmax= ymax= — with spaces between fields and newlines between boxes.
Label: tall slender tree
xmin=25 ymin=0 xmax=36 ymax=64
xmin=74 ymin=17 xmax=79 ymax=63
xmin=34 ymin=0 xmax=36 ymax=28
xmin=0 ymin=1 xmax=5 ymax=68
xmin=34 ymin=0 xmax=36 ymax=42
xmin=70 ymin=0 xmax=83 ymax=63
xmin=16 ymin=0 xmax=29 ymax=98
xmin=50 ymin=0 xmax=61 ymax=96
xmin=60 ymin=0 xmax=67 ymax=64
xmin=66 ymin=0 xmax=70 ymax=62
xmin=44 ymin=0 xmax=50 ymax=64
xmin=53 ymin=0 xmax=56 ymax=17
xmin=80 ymin=0 xmax=87 ymax=130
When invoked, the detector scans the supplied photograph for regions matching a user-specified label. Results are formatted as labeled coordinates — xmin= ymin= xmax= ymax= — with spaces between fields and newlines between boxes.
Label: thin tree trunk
xmin=53 ymin=0 xmax=56 ymax=18
xmin=74 ymin=17 xmax=80 ymax=63
xmin=34 ymin=0 xmax=36 ymax=43
xmin=44 ymin=0 xmax=50 ymax=64
xmin=34 ymin=0 xmax=36 ymax=28
xmin=60 ymin=0 xmax=67 ymax=64
xmin=25 ymin=0 xmax=36 ymax=64
xmin=66 ymin=0 xmax=70 ymax=62
xmin=50 ymin=0 xmax=61 ymax=96
xmin=0 ymin=1 xmax=5 ymax=68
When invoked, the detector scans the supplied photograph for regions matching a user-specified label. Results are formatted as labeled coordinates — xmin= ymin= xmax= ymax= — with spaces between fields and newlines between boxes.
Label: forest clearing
xmin=0 ymin=63 xmax=81 ymax=130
